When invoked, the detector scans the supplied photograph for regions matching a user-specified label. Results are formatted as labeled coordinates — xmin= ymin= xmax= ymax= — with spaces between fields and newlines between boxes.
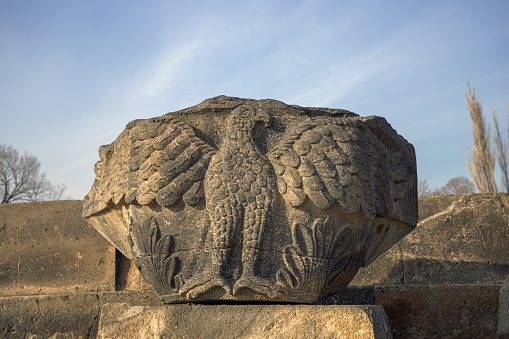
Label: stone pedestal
xmin=97 ymin=303 xmax=392 ymax=339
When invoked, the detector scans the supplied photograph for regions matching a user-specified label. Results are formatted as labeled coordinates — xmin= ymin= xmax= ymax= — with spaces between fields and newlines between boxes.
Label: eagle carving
xmin=83 ymin=96 xmax=417 ymax=303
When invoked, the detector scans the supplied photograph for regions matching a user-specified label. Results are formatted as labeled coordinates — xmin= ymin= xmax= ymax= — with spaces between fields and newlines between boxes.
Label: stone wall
xmin=354 ymin=194 xmax=509 ymax=285
xmin=0 ymin=201 xmax=116 ymax=296
xmin=1 ymin=194 xmax=508 ymax=338
xmin=352 ymin=194 xmax=509 ymax=338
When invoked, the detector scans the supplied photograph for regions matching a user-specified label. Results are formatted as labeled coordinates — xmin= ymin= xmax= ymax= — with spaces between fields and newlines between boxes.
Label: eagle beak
xmin=255 ymin=110 xmax=271 ymax=127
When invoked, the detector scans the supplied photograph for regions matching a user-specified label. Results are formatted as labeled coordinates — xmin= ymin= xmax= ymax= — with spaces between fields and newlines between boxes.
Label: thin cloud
xmin=134 ymin=41 xmax=203 ymax=102
xmin=1 ymin=1 xmax=508 ymax=198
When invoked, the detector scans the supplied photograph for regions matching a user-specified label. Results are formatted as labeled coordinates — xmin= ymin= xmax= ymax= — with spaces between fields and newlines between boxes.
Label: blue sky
xmin=1 ymin=1 xmax=508 ymax=199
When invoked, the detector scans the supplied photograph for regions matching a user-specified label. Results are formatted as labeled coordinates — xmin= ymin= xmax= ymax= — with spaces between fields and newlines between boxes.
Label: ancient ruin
xmin=82 ymin=96 xmax=418 ymax=304
xmin=2 ymin=98 xmax=508 ymax=338
xmin=3 ymin=193 xmax=508 ymax=337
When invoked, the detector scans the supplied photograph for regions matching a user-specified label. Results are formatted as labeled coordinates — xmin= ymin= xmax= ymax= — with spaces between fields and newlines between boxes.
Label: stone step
xmin=0 ymin=284 xmax=500 ymax=339
xmin=97 ymin=303 xmax=392 ymax=339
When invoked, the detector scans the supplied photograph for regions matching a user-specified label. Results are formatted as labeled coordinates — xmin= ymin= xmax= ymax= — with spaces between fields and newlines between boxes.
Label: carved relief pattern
xmin=276 ymin=218 xmax=354 ymax=300
xmin=268 ymin=116 xmax=413 ymax=222
xmin=179 ymin=106 xmax=278 ymax=299
xmin=83 ymin=96 xmax=418 ymax=303
xmin=127 ymin=216 xmax=181 ymax=296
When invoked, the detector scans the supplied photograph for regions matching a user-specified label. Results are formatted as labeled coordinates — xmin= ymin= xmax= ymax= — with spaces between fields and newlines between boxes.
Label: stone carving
xmin=83 ymin=96 xmax=417 ymax=303
xmin=126 ymin=216 xmax=181 ymax=296
xmin=276 ymin=218 xmax=364 ymax=302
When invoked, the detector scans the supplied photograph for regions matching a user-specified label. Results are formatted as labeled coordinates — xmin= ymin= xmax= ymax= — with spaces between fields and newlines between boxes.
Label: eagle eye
xmin=240 ymin=110 xmax=252 ymax=119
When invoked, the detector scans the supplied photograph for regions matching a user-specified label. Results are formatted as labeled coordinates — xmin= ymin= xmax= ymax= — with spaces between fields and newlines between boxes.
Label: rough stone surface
xmin=0 ymin=290 xmax=163 ymax=339
xmin=83 ymin=96 xmax=417 ymax=303
xmin=315 ymin=285 xmax=375 ymax=305
xmin=352 ymin=193 xmax=509 ymax=285
xmin=1 ymin=285 xmax=501 ymax=339
xmin=0 ymin=200 xmax=116 ymax=296
xmin=0 ymin=287 xmax=375 ymax=339
xmin=1 ymin=193 xmax=507 ymax=338
xmin=499 ymin=274 xmax=509 ymax=338
xmin=375 ymin=284 xmax=499 ymax=339
xmin=116 ymin=252 xmax=152 ymax=291
xmin=97 ymin=303 xmax=392 ymax=339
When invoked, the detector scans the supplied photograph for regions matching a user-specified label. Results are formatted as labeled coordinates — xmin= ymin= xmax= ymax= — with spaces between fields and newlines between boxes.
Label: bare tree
xmin=418 ymin=179 xmax=433 ymax=196
xmin=419 ymin=176 xmax=476 ymax=196
xmin=465 ymin=82 xmax=498 ymax=193
xmin=0 ymin=144 xmax=66 ymax=204
xmin=436 ymin=176 xmax=476 ymax=195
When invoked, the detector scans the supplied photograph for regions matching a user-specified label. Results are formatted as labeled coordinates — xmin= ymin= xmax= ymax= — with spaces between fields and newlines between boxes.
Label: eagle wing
xmin=83 ymin=117 xmax=216 ymax=217
xmin=268 ymin=115 xmax=417 ymax=226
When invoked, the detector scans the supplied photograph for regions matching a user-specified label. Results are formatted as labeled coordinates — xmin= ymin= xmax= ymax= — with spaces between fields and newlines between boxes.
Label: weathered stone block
xmin=0 ymin=293 xmax=101 ymax=339
xmin=315 ymin=285 xmax=375 ymax=305
xmin=97 ymin=303 xmax=392 ymax=339
xmin=0 ymin=290 xmax=163 ymax=339
xmin=84 ymin=96 xmax=417 ymax=303
xmin=353 ymin=194 xmax=509 ymax=285
xmin=1 ymin=285 xmax=501 ymax=339
xmin=499 ymin=275 xmax=509 ymax=339
xmin=351 ymin=243 xmax=405 ymax=285
xmin=375 ymin=284 xmax=499 ymax=339
xmin=116 ymin=252 xmax=153 ymax=291
xmin=0 ymin=201 xmax=116 ymax=296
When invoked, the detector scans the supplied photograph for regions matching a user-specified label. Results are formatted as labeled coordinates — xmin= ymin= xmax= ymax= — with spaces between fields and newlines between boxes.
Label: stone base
xmin=97 ymin=303 xmax=392 ymax=339
xmin=1 ymin=285 xmax=501 ymax=338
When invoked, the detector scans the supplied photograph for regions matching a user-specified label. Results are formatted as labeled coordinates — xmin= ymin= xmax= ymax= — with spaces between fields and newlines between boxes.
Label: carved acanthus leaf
xmin=127 ymin=216 xmax=181 ymax=295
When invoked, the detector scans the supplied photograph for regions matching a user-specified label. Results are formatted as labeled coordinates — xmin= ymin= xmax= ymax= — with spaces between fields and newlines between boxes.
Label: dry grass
xmin=465 ymin=82 xmax=498 ymax=193
xmin=492 ymin=108 xmax=509 ymax=191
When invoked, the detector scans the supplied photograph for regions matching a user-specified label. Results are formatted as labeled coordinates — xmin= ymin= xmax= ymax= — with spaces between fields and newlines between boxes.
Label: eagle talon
xmin=233 ymin=262 xmax=279 ymax=298
xmin=233 ymin=275 xmax=279 ymax=298
xmin=180 ymin=272 xmax=232 ymax=299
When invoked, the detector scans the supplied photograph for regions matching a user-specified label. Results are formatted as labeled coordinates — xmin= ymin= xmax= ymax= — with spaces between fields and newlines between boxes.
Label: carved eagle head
xmin=227 ymin=105 xmax=271 ymax=133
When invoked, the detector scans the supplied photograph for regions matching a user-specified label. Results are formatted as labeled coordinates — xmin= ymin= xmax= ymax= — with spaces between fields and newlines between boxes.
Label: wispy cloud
xmin=1 ymin=0 xmax=509 ymax=197
xmin=133 ymin=41 xmax=203 ymax=102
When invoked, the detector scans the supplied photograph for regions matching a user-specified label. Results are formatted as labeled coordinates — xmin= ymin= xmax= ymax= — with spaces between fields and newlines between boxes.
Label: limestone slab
xmin=0 ymin=200 xmax=116 ymax=296
xmin=1 ymin=285 xmax=501 ymax=339
xmin=97 ymin=303 xmax=392 ymax=339
xmin=0 ymin=290 xmax=163 ymax=339
xmin=0 ymin=288 xmax=373 ymax=339
xmin=353 ymin=193 xmax=509 ymax=285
